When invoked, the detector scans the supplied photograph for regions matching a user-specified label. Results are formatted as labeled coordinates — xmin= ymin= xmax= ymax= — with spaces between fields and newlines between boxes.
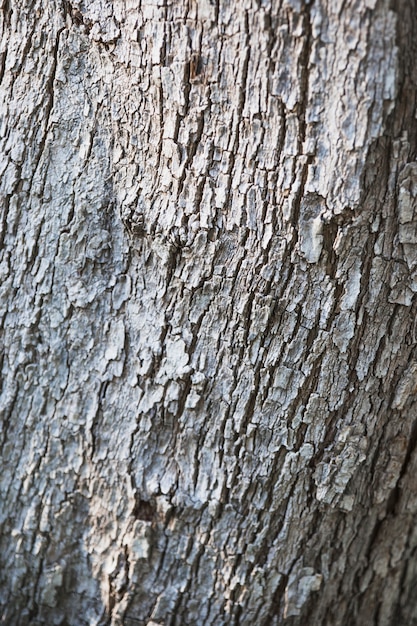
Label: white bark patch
xmin=392 ymin=364 xmax=417 ymax=410
xmin=284 ymin=567 xmax=323 ymax=618
xmin=159 ymin=337 xmax=191 ymax=380
xmin=340 ymin=259 xmax=362 ymax=311
xmin=104 ymin=319 xmax=125 ymax=362
xmin=124 ymin=521 xmax=151 ymax=560
xmin=299 ymin=215 xmax=323 ymax=263
xmin=111 ymin=274 xmax=132 ymax=310
xmin=398 ymin=162 xmax=417 ymax=272
xmin=313 ymin=429 xmax=368 ymax=509
xmin=39 ymin=563 xmax=64 ymax=608
xmin=299 ymin=194 xmax=326 ymax=263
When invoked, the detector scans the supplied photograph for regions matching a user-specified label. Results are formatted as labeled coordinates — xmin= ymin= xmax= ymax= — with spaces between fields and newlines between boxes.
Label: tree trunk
xmin=1 ymin=0 xmax=417 ymax=624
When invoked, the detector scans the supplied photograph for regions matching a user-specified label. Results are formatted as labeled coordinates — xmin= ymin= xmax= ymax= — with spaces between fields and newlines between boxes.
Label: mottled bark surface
xmin=1 ymin=0 xmax=417 ymax=624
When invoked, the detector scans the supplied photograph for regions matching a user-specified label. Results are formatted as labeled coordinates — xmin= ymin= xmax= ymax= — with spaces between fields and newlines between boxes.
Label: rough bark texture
xmin=1 ymin=0 xmax=417 ymax=624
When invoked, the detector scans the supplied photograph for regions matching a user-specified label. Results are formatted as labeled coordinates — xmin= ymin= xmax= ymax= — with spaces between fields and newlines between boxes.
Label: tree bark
xmin=1 ymin=0 xmax=417 ymax=624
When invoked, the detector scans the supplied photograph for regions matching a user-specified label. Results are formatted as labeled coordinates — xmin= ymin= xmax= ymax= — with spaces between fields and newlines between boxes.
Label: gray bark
xmin=1 ymin=0 xmax=417 ymax=624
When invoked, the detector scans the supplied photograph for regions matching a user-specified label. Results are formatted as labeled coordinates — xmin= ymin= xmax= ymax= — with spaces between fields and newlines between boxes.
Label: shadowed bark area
xmin=1 ymin=0 xmax=417 ymax=625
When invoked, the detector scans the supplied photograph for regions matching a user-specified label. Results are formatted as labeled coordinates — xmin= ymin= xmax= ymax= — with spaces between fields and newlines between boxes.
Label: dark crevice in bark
xmin=176 ymin=106 xmax=207 ymax=203
xmin=132 ymin=496 xmax=156 ymax=522
xmin=12 ymin=13 xmax=37 ymax=78
xmin=0 ymin=193 xmax=10 ymax=251
xmin=26 ymin=22 xmax=66 ymax=199
xmin=390 ymin=0 xmax=417 ymax=153
xmin=26 ymin=216 xmax=46 ymax=272
xmin=64 ymin=1 xmax=92 ymax=32
xmin=0 ymin=381 xmax=19 ymax=448
xmin=0 ymin=44 xmax=7 ymax=85
xmin=387 ymin=408 xmax=417 ymax=513
xmin=297 ymin=3 xmax=312 ymax=154
xmin=4 ymin=164 xmax=22 ymax=239
xmin=89 ymin=380 xmax=108 ymax=459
